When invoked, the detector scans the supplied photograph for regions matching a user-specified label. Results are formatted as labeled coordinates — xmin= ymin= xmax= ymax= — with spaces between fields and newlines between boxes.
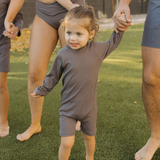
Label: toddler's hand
xmin=117 ymin=13 xmax=127 ymax=23
xmin=114 ymin=13 xmax=130 ymax=33
xmin=31 ymin=92 xmax=41 ymax=98
xmin=113 ymin=3 xmax=132 ymax=33
xmin=3 ymin=24 xmax=19 ymax=40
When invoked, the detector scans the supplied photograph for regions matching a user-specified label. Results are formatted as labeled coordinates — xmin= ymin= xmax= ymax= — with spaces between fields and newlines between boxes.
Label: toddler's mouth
xmin=70 ymin=43 xmax=79 ymax=47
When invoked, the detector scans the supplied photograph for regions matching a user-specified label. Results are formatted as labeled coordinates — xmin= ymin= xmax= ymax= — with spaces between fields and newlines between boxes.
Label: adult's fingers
xmin=123 ymin=6 xmax=132 ymax=23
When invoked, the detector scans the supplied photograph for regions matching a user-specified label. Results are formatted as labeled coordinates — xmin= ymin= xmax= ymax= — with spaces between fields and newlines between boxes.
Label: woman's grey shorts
xmin=0 ymin=47 xmax=10 ymax=72
xmin=142 ymin=0 xmax=160 ymax=49
xmin=36 ymin=0 xmax=85 ymax=30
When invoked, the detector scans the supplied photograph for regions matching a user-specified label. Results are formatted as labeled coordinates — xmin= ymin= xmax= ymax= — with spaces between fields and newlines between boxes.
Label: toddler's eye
xmin=77 ymin=33 xmax=81 ymax=36
xmin=67 ymin=31 xmax=71 ymax=35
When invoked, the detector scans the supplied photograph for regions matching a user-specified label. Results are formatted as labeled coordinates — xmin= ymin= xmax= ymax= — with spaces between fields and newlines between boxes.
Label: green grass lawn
xmin=1 ymin=23 xmax=160 ymax=160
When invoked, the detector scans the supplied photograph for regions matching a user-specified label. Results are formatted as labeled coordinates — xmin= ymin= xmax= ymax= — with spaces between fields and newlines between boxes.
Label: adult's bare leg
xmin=0 ymin=72 xmax=9 ymax=137
xmin=135 ymin=46 xmax=160 ymax=160
xmin=16 ymin=15 xmax=58 ymax=141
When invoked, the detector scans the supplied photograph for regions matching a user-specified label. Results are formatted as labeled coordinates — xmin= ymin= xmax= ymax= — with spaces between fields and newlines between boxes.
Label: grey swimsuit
xmin=36 ymin=0 xmax=85 ymax=30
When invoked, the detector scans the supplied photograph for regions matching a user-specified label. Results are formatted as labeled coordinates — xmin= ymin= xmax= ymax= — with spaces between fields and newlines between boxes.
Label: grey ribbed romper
xmin=35 ymin=31 xmax=124 ymax=137
xmin=0 ymin=0 xmax=23 ymax=72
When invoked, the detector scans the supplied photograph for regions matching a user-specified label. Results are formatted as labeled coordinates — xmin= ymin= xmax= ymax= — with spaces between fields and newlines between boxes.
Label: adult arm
xmin=56 ymin=0 xmax=80 ymax=11
xmin=112 ymin=0 xmax=132 ymax=33
xmin=13 ymin=10 xmax=23 ymax=37
xmin=4 ymin=0 xmax=24 ymax=32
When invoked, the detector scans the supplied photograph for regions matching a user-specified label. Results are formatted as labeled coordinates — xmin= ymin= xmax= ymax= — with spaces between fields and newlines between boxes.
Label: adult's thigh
xmin=142 ymin=46 xmax=160 ymax=84
xmin=0 ymin=72 xmax=8 ymax=85
xmin=29 ymin=15 xmax=59 ymax=80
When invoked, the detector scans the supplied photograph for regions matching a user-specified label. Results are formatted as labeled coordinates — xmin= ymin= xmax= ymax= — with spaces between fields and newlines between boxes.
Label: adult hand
xmin=4 ymin=21 xmax=14 ymax=33
xmin=70 ymin=3 xmax=79 ymax=10
xmin=112 ymin=3 xmax=132 ymax=33
xmin=3 ymin=23 xmax=19 ymax=40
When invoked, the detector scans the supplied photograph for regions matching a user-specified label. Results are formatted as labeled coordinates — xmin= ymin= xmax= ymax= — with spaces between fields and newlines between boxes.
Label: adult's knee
xmin=29 ymin=70 xmax=41 ymax=84
xmin=0 ymin=83 xmax=7 ymax=94
xmin=143 ymin=71 xmax=160 ymax=87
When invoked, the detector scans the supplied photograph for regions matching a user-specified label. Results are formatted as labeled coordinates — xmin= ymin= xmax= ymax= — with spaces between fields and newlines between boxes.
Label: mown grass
xmin=1 ymin=23 xmax=160 ymax=160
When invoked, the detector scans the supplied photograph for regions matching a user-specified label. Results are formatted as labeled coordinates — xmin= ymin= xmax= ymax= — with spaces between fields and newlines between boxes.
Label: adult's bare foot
xmin=16 ymin=124 xmax=41 ymax=141
xmin=135 ymin=137 xmax=160 ymax=160
xmin=0 ymin=124 xmax=9 ymax=137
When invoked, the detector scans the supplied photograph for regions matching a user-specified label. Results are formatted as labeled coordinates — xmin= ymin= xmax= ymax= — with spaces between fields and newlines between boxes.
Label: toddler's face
xmin=65 ymin=18 xmax=93 ymax=50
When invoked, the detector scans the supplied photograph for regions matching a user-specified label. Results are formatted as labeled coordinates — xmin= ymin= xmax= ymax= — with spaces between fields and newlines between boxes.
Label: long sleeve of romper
xmin=34 ymin=54 xmax=63 ymax=96
xmin=93 ymin=31 xmax=124 ymax=60
xmin=13 ymin=10 xmax=23 ymax=37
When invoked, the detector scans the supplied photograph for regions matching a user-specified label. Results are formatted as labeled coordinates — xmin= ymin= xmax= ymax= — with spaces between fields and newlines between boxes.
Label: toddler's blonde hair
xmin=62 ymin=5 xmax=99 ymax=41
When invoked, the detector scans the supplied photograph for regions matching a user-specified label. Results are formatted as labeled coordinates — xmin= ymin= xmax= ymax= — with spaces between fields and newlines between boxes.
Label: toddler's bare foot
xmin=0 ymin=124 xmax=9 ymax=137
xmin=135 ymin=137 xmax=160 ymax=160
xmin=16 ymin=124 xmax=41 ymax=141
xmin=75 ymin=121 xmax=81 ymax=131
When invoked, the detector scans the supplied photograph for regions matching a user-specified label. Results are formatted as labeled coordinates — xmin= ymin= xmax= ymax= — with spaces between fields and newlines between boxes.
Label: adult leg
xmin=135 ymin=46 xmax=160 ymax=160
xmin=0 ymin=72 xmax=9 ymax=137
xmin=82 ymin=132 xmax=95 ymax=160
xmin=16 ymin=15 xmax=59 ymax=141
xmin=59 ymin=135 xmax=75 ymax=160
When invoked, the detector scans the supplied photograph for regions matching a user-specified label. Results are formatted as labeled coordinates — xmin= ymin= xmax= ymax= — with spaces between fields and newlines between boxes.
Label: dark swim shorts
xmin=142 ymin=0 xmax=160 ymax=49
xmin=36 ymin=0 xmax=85 ymax=30
xmin=0 ymin=47 xmax=10 ymax=72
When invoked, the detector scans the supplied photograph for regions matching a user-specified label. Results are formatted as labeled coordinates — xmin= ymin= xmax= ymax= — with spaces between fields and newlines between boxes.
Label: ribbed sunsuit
xmin=34 ymin=31 xmax=124 ymax=137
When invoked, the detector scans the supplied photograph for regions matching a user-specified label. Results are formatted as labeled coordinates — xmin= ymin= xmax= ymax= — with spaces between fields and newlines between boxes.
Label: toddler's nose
xmin=70 ymin=35 xmax=76 ymax=41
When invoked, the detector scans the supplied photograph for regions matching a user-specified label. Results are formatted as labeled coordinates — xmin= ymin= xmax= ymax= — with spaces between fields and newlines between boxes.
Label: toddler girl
xmin=32 ymin=6 xmax=124 ymax=160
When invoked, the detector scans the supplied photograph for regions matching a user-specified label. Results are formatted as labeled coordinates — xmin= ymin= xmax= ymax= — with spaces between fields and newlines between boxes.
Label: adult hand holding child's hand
xmin=112 ymin=2 xmax=132 ymax=33
xmin=3 ymin=22 xmax=19 ymax=40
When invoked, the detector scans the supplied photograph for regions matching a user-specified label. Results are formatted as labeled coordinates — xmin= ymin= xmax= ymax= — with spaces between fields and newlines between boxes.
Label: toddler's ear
xmin=89 ymin=30 xmax=95 ymax=39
